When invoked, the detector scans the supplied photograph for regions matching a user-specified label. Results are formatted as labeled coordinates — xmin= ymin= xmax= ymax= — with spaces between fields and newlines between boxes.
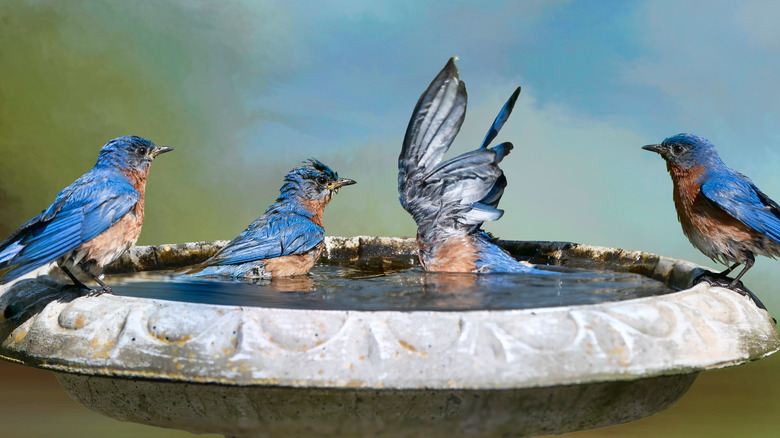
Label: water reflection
xmin=107 ymin=265 xmax=674 ymax=311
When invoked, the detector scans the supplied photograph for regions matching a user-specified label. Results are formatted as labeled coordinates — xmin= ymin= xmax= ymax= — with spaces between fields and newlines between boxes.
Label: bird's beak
xmin=150 ymin=146 xmax=174 ymax=158
xmin=642 ymin=144 xmax=664 ymax=154
xmin=328 ymin=178 xmax=357 ymax=193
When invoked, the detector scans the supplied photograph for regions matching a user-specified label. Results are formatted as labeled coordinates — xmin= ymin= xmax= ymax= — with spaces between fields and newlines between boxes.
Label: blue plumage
xmin=398 ymin=58 xmax=548 ymax=274
xmin=644 ymin=133 xmax=780 ymax=289
xmin=184 ymin=159 xmax=355 ymax=279
xmin=202 ymin=214 xmax=324 ymax=267
xmin=700 ymin=177 xmax=780 ymax=243
xmin=0 ymin=136 xmax=172 ymax=293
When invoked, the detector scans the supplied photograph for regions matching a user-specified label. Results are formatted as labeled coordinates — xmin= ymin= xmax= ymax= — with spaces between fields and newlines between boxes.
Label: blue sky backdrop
xmin=2 ymin=0 xmax=779 ymax=309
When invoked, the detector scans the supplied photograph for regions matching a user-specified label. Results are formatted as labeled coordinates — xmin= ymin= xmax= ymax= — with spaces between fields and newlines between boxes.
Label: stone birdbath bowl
xmin=0 ymin=237 xmax=777 ymax=437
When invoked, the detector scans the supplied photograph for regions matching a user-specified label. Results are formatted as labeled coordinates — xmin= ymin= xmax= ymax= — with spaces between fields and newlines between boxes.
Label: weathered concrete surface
xmin=0 ymin=238 xmax=777 ymax=437
xmin=0 ymin=279 xmax=776 ymax=389
xmin=57 ymin=372 xmax=697 ymax=437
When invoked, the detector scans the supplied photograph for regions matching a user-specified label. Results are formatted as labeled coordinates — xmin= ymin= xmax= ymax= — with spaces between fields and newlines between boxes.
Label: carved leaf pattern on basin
xmin=58 ymin=297 xmax=129 ymax=331
xmin=385 ymin=314 xmax=462 ymax=355
xmin=258 ymin=311 xmax=348 ymax=352
xmin=146 ymin=305 xmax=235 ymax=343
xmin=603 ymin=303 xmax=677 ymax=339
xmin=498 ymin=311 xmax=580 ymax=351
xmin=681 ymin=290 xmax=739 ymax=324
xmin=0 ymin=278 xmax=776 ymax=388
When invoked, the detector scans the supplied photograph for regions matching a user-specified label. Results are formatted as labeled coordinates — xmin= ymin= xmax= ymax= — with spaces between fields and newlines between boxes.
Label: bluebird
xmin=643 ymin=133 xmax=780 ymax=289
xmin=183 ymin=159 xmax=355 ymax=279
xmin=398 ymin=58 xmax=547 ymax=274
xmin=0 ymin=136 xmax=172 ymax=294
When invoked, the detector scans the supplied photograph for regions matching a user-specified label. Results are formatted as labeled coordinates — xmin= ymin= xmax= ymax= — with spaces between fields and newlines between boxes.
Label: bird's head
xmin=642 ymin=133 xmax=721 ymax=170
xmin=282 ymin=159 xmax=356 ymax=204
xmin=97 ymin=136 xmax=173 ymax=172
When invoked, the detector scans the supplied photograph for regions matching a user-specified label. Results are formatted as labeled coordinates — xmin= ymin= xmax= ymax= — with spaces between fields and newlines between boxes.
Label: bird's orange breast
xmin=262 ymin=241 xmax=325 ymax=277
xmin=77 ymin=205 xmax=144 ymax=270
xmin=671 ymin=163 xmax=755 ymax=259
xmin=418 ymin=235 xmax=478 ymax=272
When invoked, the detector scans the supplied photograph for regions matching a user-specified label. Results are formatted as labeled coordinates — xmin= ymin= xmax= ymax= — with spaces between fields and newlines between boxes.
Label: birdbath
xmin=0 ymin=237 xmax=777 ymax=437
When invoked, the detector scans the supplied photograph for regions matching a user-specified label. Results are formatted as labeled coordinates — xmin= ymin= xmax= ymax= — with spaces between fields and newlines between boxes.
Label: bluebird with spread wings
xmin=643 ymin=133 xmax=780 ymax=289
xmin=183 ymin=159 xmax=355 ymax=279
xmin=398 ymin=58 xmax=547 ymax=274
xmin=0 ymin=136 xmax=172 ymax=294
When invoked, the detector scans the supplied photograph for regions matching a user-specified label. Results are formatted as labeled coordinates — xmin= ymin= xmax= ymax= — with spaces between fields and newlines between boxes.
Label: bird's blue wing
xmin=399 ymin=57 xmax=467 ymax=207
xmin=205 ymin=215 xmax=324 ymax=266
xmin=79 ymin=186 xmax=139 ymax=242
xmin=479 ymin=87 xmax=521 ymax=149
xmin=701 ymin=175 xmax=780 ymax=243
xmin=0 ymin=209 xmax=83 ymax=270
xmin=0 ymin=178 xmax=138 ymax=282
xmin=417 ymin=142 xmax=513 ymax=228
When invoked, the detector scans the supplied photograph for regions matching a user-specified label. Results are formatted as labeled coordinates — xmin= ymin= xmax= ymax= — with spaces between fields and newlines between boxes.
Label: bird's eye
xmin=316 ymin=176 xmax=328 ymax=185
xmin=672 ymin=144 xmax=683 ymax=154
xmin=138 ymin=147 xmax=147 ymax=155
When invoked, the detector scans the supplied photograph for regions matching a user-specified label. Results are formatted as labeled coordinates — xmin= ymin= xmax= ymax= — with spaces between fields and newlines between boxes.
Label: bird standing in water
xmin=398 ymin=58 xmax=546 ymax=274
xmin=183 ymin=159 xmax=355 ymax=279
xmin=644 ymin=133 xmax=780 ymax=289
xmin=0 ymin=136 xmax=173 ymax=294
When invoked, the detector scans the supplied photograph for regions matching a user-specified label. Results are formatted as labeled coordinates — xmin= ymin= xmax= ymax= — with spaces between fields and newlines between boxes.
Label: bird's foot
xmin=693 ymin=271 xmax=737 ymax=289
xmin=63 ymin=280 xmax=99 ymax=299
xmin=693 ymin=271 xmax=766 ymax=311
xmin=85 ymin=286 xmax=113 ymax=297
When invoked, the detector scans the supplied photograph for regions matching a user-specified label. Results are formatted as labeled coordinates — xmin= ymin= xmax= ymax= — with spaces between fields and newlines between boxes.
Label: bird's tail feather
xmin=176 ymin=263 xmax=204 ymax=275
xmin=0 ymin=260 xmax=46 ymax=283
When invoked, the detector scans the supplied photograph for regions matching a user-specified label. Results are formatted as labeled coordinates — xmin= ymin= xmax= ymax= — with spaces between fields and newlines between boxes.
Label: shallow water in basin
xmin=105 ymin=264 xmax=675 ymax=311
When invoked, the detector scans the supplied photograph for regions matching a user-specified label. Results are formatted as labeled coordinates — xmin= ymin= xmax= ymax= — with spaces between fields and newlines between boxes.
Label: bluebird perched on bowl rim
xmin=183 ymin=159 xmax=355 ymax=279
xmin=643 ymin=133 xmax=780 ymax=290
xmin=398 ymin=57 xmax=548 ymax=274
xmin=0 ymin=136 xmax=173 ymax=294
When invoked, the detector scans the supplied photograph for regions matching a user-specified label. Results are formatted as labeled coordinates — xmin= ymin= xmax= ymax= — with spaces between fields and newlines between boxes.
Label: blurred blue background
xmin=1 ymin=0 xmax=779 ymax=436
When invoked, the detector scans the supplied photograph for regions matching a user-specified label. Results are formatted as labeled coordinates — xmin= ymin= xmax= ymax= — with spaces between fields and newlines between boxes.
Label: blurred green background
xmin=1 ymin=0 xmax=779 ymax=436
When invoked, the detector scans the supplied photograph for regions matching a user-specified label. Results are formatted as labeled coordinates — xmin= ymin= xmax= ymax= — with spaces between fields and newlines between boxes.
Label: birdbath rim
xmin=0 ymin=237 xmax=777 ymax=391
